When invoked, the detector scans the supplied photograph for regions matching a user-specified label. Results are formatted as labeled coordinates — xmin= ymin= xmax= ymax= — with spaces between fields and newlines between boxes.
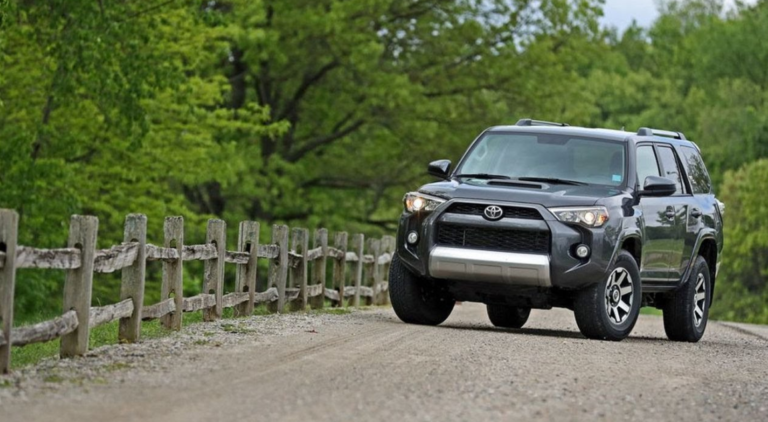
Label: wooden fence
xmin=0 ymin=209 xmax=395 ymax=373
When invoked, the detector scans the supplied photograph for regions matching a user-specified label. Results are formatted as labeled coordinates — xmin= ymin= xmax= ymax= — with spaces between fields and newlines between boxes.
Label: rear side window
xmin=635 ymin=146 xmax=660 ymax=187
xmin=657 ymin=146 xmax=685 ymax=195
xmin=680 ymin=146 xmax=712 ymax=194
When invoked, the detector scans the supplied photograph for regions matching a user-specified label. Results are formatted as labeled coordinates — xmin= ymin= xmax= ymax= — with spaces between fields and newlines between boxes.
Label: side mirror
xmin=428 ymin=159 xmax=451 ymax=179
xmin=639 ymin=176 xmax=677 ymax=197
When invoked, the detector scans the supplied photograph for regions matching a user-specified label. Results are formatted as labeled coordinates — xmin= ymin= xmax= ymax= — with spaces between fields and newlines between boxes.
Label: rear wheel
xmin=574 ymin=250 xmax=642 ymax=341
xmin=389 ymin=254 xmax=454 ymax=326
xmin=487 ymin=305 xmax=531 ymax=329
xmin=663 ymin=256 xmax=710 ymax=342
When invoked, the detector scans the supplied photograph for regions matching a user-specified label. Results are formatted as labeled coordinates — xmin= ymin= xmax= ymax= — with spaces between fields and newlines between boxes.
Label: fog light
xmin=575 ymin=244 xmax=590 ymax=259
xmin=407 ymin=231 xmax=419 ymax=244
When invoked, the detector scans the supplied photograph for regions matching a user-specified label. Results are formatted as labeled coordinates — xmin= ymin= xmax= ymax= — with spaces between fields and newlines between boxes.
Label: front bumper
xmin=429 ymin=246 xmax=551 ymax=287
xmin=397 ymin=198 xmax=619 ymax=290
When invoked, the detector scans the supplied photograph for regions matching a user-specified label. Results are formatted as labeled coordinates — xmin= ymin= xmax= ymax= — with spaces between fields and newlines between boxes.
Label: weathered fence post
xmin=352 ymin=233 xmax=364 ymax=307
xmin=269 ymin=225 xmax=289 ymax=313
xmin=310 ymin=229 xmax=328 ymax=309
xmin=203 ymin=219 xmax=226 ymax=321
xmin=290 ymin=228 xmax=309 ymax=311
xmin=382 ymin=236 xmax=395 ymax=305
xmin=235 ymin=221 xmax=259 ymax=317
xmin=118 ymin=214 xmax=146 ymax=343
xmin=364 ymin=238 xmax=374 ymax=306
xmin=161 ymin=217 xmax=184 ymax=330
xmin=0 ymin=210 xmax=19 ymax=373
xmin=370 ymin=238 xmax=382 ymax=305
xmin=332 ymin=232 xmax=348 ymax=307
xmin=61 ymin=215 xmax=99 ymax=357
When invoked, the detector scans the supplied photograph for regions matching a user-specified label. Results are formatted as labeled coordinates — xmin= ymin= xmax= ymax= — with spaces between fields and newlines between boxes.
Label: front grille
xmin=445 ymin=203 xmax=542 ymax=220
xmin=436 ymin=224 xmax=550 ymax=254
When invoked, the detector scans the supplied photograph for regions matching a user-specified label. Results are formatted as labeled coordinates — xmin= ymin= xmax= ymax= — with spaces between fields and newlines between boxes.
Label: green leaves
xmin=2 ymin=0 xmax=768 ymax=323
xmin=712 ymin=159 xmax=768 ymax=323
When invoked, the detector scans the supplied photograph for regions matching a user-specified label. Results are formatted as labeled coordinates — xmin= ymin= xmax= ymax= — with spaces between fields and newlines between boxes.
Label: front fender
xmin=610 ymin=206 xmax=643 ymax=268
xmin=615 ymin=229 xmax=642 ymax=261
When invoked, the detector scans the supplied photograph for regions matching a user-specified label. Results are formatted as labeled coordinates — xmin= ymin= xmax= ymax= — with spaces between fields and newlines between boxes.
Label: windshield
xmin=456 ymin=132 xmax=627 ymax=187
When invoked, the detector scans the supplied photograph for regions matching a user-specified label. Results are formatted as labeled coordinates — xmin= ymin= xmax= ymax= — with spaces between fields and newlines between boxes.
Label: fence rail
xmin=0 ymin=209 xmax=395 ymax=373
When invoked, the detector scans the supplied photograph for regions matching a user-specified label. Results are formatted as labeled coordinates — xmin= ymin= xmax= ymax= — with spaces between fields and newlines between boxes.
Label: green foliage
xmin=711 ymin=160 xmax=768 ymax=324
xmin=1 ymin=0 xmax=768 ymax=323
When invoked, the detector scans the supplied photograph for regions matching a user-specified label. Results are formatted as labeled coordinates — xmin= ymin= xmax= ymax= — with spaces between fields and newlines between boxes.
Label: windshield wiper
xmin=453 ymin=173 xmax=512 ymax=180
xmin=516 ymin=177 xmax=587 ymax=186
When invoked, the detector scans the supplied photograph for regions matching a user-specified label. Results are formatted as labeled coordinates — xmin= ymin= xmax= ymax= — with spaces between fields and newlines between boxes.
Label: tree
xmin=711 ymin=159 xmax=768 ymax=324
xmin=0 ymin=0 xmax=281 ymax=317
xmin=186 ymin=0 xmax=607 ymax=233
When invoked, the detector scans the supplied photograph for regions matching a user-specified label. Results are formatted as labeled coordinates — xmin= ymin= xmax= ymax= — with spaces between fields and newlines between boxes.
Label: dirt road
xmin=2 ymin=303 xmax=767 ymax=422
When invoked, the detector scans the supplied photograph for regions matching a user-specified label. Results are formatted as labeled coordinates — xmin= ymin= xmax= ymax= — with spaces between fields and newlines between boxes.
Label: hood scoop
xmin=487 ymin=180 xmax=545 ymax=189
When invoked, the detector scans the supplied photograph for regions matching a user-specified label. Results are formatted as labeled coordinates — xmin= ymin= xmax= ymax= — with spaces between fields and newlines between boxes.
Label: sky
xmin=601 ymin=0 xmax=757 ymax=30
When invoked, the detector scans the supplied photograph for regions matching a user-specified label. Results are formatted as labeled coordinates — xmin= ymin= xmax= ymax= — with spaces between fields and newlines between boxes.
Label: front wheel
xmin=389 ymin=254 xmax=454 ymax=326
xmin=574 ymin=251 xmax=642 ymax=341
xmin=663 ymin=256 xmax=710 ymax=342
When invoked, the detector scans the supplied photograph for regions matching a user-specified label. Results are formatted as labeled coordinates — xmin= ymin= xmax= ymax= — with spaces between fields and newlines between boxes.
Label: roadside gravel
xmin=0 ymin=311 xmax=347 ymax=404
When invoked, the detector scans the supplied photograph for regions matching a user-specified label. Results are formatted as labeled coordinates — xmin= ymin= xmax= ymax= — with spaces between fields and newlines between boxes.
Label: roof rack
xmin=637 ymin=127 xmax=686 ymax=140
xmin=516 ymin=118 xmax=569 ymax=127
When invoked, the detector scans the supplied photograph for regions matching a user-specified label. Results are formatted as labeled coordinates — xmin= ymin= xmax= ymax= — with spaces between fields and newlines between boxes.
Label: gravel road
xmin=2 ymin=303 xmax=767 ymax=422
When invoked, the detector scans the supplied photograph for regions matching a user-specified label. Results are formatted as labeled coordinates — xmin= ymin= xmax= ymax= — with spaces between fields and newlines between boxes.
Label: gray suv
xmin=390 ymin=119 xmax=724 ymax=342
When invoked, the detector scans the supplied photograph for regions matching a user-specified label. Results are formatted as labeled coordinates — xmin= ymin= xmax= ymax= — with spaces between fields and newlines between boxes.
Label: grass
xmin=220 ymin=322 xmax=257 ymax=334
xmin=252 ymin=304 xmax=273 ymax=316
xmin=10 ymin=316 xmax=184 ymax=370
xmin=102 ymin=362 xmax=132 ymax=372
xmin=640 ymin=307 xmax=663 ymax=316
xmin=42 ymin=374 xmax=66 ymax=383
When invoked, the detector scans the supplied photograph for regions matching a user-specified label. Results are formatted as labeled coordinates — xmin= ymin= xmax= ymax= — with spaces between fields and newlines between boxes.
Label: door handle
xmin=691 ymin=208 xmax=702 ymax=218
xmin=665 ymin=208 xmax=676 ymax=219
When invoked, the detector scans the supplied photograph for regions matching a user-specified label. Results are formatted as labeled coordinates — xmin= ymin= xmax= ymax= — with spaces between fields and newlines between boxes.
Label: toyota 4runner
xmin=390 ymin=119 xmax=724 ymax=341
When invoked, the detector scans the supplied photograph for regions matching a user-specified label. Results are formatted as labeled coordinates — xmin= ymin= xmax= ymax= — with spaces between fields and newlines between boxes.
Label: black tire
xmin=487 ymin=305 xmax=531 ymax=329
xmin=389 ymin=254 xmax=454 ymax=326
xmin=574 ymin=250 xmax=642 ymax=341
xmin=663 ymin=256 xmax=710 ymax=342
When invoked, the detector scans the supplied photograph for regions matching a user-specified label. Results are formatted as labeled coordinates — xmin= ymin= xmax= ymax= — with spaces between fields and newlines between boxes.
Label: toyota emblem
xmin=483 ymin=205 xmax=504 ymax=221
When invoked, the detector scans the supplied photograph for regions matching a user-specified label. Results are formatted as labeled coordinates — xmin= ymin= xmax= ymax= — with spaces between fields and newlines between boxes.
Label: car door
xmin=635 ymin=144 xmax=683 ymax=283
xmin=654 ymin=144 xmax=689 ymax=282
xmin=677 ymin=145 xmax=714 ymax=276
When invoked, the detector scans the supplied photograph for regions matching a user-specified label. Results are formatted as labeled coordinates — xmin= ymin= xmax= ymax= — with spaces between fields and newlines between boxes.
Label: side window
xmin=680 ymin=146 xmax=712 ymax=194
xmin=635 ymin=145 xmax=660 ymax=188
xmin=657 ymin=146 xmax=685 ymax=195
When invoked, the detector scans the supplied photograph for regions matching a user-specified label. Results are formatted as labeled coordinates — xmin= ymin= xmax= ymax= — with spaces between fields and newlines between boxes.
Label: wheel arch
xmin=697 ymin=237 xmax=718 ymax=305
xmin=611 ymin=223 xmax=642 ymax=269
xmin=620 ymin=235 xmax=642 ymax=268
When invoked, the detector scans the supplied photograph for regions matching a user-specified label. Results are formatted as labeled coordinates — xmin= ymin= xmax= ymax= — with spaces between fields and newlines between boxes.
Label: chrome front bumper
xmin=428 ymin=246 xmax=551 ymax=287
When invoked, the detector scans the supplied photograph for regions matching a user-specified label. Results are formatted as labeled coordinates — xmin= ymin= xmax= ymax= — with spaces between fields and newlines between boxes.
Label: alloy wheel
xmin=604 ymin=267 xmax=634 ymax=325
xmin=693 ymin=273 xmax=707 ymax=327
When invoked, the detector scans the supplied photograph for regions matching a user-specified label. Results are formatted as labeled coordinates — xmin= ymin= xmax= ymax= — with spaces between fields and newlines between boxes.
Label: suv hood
xmin=419 ymin=180 xmax=624 ymax=208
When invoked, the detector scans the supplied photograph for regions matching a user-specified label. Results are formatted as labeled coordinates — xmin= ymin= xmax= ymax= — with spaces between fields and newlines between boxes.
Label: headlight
xmin=549 ymin=206 xmax=609 ymax=228
xmin=404 ymin=192 xmax=445 ymax=213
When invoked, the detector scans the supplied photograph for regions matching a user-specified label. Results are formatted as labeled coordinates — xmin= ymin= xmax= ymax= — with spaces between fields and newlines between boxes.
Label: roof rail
xmin=516 ymin=118 xmax=569 ymax=127
xmin=637 ymin=127 xmax=686 ymax=140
